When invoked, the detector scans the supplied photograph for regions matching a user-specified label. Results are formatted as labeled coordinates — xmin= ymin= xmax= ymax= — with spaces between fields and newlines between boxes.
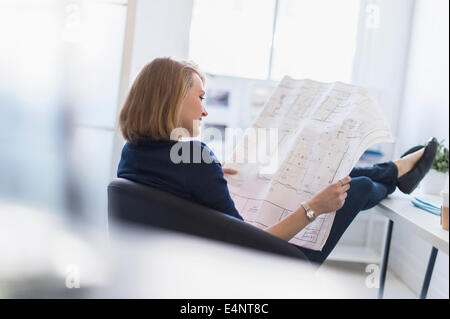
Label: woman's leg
xmin=349 ymin=161 xmax=398 ymax=196
xmin=295 ymin=150 xmax=429 ymax=265
xmin=296 ymin=175 xmax=394 ymax=265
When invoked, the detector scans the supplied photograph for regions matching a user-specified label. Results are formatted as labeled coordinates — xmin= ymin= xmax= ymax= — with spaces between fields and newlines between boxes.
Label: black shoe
xmin=401 ymin=145 xmax=424 ymax=158
xmin=397 ymin=137 xmax=439 ymax=194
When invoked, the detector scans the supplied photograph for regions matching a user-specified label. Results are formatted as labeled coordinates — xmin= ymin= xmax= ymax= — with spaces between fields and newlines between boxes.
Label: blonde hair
xmin=119 ymin=57 xmax=205 ymax=143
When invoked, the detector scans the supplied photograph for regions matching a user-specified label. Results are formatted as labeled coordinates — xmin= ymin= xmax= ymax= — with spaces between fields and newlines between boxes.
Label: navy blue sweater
xmin=117 ymin=139 xmax=243 ymax=220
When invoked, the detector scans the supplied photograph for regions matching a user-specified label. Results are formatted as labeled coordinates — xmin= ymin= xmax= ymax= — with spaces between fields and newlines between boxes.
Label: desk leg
xmin=378 ymin=219 xmax=393 ymax=299
xmin=420 ymin=247 xmax=438 ymax=299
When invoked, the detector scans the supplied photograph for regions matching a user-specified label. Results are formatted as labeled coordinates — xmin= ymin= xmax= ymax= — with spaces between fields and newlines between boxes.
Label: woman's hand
xmin=307 ymin=176 xmax=351 ymax=215
xmin=221 ymin=163 xmax=238 ymax=175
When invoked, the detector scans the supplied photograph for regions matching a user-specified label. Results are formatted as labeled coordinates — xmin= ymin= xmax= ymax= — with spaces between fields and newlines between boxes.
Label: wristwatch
xmin=301 ymin=201 xmax=316 ymax=222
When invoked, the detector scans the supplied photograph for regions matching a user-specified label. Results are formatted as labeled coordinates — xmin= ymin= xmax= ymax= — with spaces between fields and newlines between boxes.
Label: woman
xmin=117 ymin=57 xmax=438 ymax=265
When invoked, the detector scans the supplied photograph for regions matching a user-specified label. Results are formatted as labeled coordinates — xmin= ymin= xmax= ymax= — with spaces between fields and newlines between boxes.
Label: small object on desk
xmin=411 ymin=197 xmax=441 ymax=215
xmin=410 ymin=189 xmax=443 ymax=215
xmin=441 ymin=190 xmax=449 ymax=231
xmin=414 ymin=196 xmax=440 ymax=209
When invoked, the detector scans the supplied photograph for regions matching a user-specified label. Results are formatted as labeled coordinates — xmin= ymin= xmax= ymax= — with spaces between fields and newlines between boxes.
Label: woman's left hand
xmin=221 ymin=163 xmax=238 ymax=175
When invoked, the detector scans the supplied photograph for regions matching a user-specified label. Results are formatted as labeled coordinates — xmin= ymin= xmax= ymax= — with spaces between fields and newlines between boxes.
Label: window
xmin=189 ymin=0 xmax=276 ymax=79
xmin=271 ymin=0 xmax=360 ymax=82
xmin=189 ymin=0 xmax=361 ymax=82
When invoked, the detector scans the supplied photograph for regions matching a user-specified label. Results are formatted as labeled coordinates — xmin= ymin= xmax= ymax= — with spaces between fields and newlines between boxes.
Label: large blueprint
xmin=223 ymin=76 xmax=393 ymax=251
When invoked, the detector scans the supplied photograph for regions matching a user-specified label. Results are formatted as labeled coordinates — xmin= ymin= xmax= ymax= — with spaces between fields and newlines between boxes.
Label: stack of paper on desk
xmin=223 ymin=76 xmax=393 ymax=251
xmin=411 ymin=191 xmax=442 ymax=216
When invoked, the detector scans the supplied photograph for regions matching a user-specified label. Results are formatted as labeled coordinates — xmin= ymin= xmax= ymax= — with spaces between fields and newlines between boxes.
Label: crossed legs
xmin=296 ymin=161 xmax=399 ymax=265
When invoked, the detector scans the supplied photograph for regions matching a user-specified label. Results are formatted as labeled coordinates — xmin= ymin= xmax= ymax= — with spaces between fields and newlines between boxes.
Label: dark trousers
xmin=296 ymin=161 xmax=399 ymax=265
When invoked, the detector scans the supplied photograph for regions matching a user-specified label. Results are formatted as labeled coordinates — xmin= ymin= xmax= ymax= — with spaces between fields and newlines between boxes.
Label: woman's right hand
xmin=307 ymin=176 xmax=351 ymax=215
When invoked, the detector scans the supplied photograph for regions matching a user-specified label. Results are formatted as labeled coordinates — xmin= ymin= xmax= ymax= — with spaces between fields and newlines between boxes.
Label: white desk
xmin=374 ymin=189 xmax=449 ymax=299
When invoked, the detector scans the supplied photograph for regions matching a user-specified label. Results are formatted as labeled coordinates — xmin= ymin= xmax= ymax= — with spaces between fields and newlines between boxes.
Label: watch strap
xmin=301 ymin=201 xmax=316 ymax=222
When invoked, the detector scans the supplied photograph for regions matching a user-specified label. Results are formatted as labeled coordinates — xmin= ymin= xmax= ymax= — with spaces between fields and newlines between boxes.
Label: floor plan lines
xmin=224 ymin=76 xmax=393 ymax=251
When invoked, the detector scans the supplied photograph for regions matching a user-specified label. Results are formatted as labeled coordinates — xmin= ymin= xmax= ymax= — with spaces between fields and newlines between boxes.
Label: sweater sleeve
xmin=187 ymin=142 xmax=243 ymax=221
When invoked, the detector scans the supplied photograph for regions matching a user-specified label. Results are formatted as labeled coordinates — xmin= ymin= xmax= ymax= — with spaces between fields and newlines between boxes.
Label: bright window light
xmin=189 ymin=0 xmax=276 ymax=79
xmin=271 ymin=0 xmax=360 ymax=82
xmin=189 ymin=0 xmax=360 ymax=83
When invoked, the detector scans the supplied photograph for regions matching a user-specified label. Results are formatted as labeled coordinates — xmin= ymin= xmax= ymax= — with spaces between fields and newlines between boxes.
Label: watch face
xmin=307 ymin=211 xmax=315 ymax=221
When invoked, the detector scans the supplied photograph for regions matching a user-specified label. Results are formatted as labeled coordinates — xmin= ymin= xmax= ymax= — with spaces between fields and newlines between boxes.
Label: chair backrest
xmin=107 ymin=178 xmax=309 ymax=261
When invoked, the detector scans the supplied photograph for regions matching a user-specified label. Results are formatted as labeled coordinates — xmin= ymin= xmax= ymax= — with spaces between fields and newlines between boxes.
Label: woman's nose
xmin=202 ymin=107 xmax=208 ymax=117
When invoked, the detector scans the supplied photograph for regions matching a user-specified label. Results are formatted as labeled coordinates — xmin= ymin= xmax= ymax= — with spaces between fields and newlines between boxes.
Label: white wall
xmin=392 ymin=0 xmax=449 ymax=299
xmin=396 ymin=0 xmax=449 ymax=155
xmin=111 ymin=0 xmax=194 ymax=178
xmin=352 ymin=0 xmax=415 ymax=159
xmin=129 ymin=0 xmax=194 ymax=79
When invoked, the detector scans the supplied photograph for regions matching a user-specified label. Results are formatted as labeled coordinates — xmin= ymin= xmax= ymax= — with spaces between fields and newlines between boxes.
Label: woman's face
xmin=180 ymin=73 xmax=208 ymax=137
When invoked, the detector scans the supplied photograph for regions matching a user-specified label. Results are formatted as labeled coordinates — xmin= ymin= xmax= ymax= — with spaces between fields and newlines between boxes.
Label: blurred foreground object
xmin=0 ymin=202 xmax=354 ymax=298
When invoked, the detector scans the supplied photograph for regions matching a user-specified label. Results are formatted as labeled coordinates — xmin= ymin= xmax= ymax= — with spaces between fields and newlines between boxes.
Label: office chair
xmin=107 ymin=178 xmax=309 ymax=261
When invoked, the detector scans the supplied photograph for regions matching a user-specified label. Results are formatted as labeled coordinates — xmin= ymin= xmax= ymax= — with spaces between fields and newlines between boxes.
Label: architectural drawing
xmin=224 ymin=76 xmax=393 ymax=251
